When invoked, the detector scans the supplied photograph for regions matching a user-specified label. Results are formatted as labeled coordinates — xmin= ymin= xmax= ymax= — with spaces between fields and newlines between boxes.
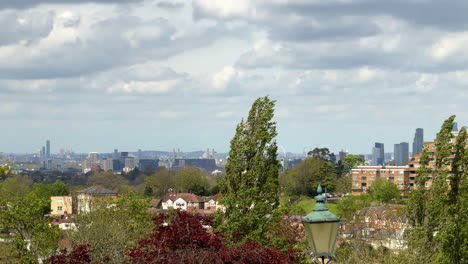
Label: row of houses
xmin=50 ymin=186 xmax=223 ymax=230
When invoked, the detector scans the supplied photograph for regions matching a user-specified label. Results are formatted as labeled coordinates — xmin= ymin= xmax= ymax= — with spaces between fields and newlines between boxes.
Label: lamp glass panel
xmin=306 ymin=222 xmax=339 ymax=255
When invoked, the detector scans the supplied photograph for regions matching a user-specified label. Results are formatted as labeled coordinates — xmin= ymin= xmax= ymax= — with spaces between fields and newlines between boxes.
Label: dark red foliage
xmin=46 ymin=244 xmax=93 ymax=264
xmin=128 ymin=210 xmax=303 ymax=264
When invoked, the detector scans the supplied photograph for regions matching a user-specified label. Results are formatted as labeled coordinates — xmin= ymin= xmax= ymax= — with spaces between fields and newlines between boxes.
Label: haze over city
xmin=1 ymin=0 xmax=467 ymax=154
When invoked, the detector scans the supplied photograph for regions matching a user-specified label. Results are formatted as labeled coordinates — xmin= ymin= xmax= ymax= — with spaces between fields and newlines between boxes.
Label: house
xmin=204 ymin=193 xmax=224 ymax=211
xmin=77 ymin=186 xmax=118 ymax=213
xmin=161 ymin=192 xmax=204 ymax=210
xmin=51 ymin=212 xmax=76 ymax=230
xmin=50 ymin=196 xmax=73 ymax=215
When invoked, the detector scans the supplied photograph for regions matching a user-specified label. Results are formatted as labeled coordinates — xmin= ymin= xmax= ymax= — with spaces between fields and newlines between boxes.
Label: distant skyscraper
xmin=394 ymin=142 xmax=409 ymax=166
xmin=372 ymin=143 xmax=385 ymax=165
xmin=338 ymin=150 xmax=348 ymax=162
xmin=452 ymin=122 xmax=458 ymax=132
xmin=412 ymin=128 xmax=424 ymax=155
xmin=41 ymin=146 xmax=46 ymax=159
xmin=46 ymin=140 xmax=50 ymax=159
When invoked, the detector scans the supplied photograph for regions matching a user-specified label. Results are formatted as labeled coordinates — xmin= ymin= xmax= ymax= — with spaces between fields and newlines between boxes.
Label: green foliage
xmin=0 ymin=164 xmax=11 ymax=180
xmin=368 ymin=178 xmax=400 ymax=204
xmin=336 ymin=194 xmax=373 ymax=221
xmin=216 ymin=96 xmax=281 ymax=244
xmin=174 ymin=166 xmax=210 ymax=195
xmin=280 ymin=158 xmax=330 ymax=197
xmin=68 ymin=194 xmax=153 ymax=263
xmin=342 ymin=155 xmax=365 ymax=171
xmin=335 ymin=241 xmax=416 ymax=264
xmin=406 ymin=115 xmax=468 ymax=264
xmin=0 ymin=178 xmax=62 ymax=262
xmin=87 ymin=170 xmax=129 ymax=191
xmin=144 ymin=168 xmax=174 ymax=198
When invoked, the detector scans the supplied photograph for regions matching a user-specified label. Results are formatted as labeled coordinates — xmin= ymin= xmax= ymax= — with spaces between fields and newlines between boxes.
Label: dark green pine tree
xmin=216 ymin=96 xmax=281 ymax=244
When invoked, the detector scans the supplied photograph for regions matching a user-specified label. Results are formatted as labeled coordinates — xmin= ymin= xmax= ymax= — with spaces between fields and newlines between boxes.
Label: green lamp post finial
xmin=317 ymin=184 xmax=323 ymax=194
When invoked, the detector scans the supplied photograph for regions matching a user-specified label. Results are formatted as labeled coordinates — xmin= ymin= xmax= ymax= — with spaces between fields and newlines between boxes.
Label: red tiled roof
xmin=162 ymin=192 xmax=204 ymax=203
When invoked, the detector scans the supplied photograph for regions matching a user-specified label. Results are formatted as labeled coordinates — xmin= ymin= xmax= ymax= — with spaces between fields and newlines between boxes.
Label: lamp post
xmin=302 ymin=184 xmax=340 ymax=264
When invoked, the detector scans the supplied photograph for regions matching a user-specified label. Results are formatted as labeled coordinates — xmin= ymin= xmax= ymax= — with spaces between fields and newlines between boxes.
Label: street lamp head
xmin=302 ymin=184 xmax=341 ymax=259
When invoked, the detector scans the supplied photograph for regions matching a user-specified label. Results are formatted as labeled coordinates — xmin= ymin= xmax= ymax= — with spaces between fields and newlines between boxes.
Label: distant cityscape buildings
xmin=394 ymin=142 xmax=409 ymax=166
xmin=412 ymin=128 xmax=424 ymax=156
xmin=372 ymin=143 xmax=385 ymax=165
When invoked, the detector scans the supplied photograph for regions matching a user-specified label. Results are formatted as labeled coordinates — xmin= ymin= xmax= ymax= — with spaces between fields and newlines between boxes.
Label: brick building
xmin=351 ymin=166 xmax=409 ymax=195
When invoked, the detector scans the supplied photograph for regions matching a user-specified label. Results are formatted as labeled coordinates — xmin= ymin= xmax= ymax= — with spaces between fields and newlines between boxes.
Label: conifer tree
xmin=216 ymin=96 xmax=281 ymax=244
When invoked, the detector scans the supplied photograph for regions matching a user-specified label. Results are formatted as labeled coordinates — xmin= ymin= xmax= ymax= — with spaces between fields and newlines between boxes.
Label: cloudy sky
xmin=1 ymin=0 xmax=467 ymax=154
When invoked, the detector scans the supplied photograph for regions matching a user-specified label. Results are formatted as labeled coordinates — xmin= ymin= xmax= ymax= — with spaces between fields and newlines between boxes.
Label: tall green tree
xmin=216 ymin=96 xmax=281 ymax=244
xmin=406 ymin=115 xmax=467 ymax=264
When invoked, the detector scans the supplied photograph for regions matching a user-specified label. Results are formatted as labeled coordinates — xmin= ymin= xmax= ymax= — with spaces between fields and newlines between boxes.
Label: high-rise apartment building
xmin=394 ymin=142 xmax=409 ymax=166
xmin=412 ymin=128 xmax=424 ymax=155
xmin=372 ymin=143 xmax=385 ymax=165
xmin=46 ymin=140 xmax=50 ymax=159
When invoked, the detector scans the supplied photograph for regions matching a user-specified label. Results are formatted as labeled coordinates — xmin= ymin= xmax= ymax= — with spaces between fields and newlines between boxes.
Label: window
xmin=361 ymin=176 xmax=367 ymax=180
xmin=353 ymin=176 xmax=358 ymax=180
xmin=361 ymin=183 xmax=367 ymax=187
xmin=57 ymin=200 xmax=63 ymax=205
xmin=352 ymin=170 xmax=359 ymax=174
xmin=370 ymin=170 xmax=376 ymax=174
xmin=388 ymin=177 xmax=394 ymax=181
xmin=397 ymin=177 xmax=404 ymax=181
xmin=399 ymin=170 xmax=404 ymax=174
xmin=370 ymin=176 xmax=376 ymax=180
xmin=380 ymin=170 xmax=386 ymax=173
xmin=57 ymin=206 xmax=63 ymax=211
xmin=390 ymin=170 xmax=395 ymax=174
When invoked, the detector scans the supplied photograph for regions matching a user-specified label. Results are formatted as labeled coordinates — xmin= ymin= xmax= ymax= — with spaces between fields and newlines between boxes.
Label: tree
xmin=144 ymin=168 xmax=175 ymax=198
xmin=307 ymin=147 xmax=336 ymax=163
xmin=67 ymin=194 xmax=153 ymax=263
xmin=174 ymin=166 xmax=209 ymax=195
xmin=127 ymin=210 xmax=304 ymax=264
xmin=336 ymin=194 xmax=373 ymax=221
xmin=0 ymin=178 xmax=62 ymax=263
xmin=216 ymin=96 xmax=281 ymax=244
xmin=279 ymin=158 xmax=329 ymax=197
xmin=406 ymin=115 xmax=468 ymax=264
xmin=368 ymin=179 xmax=400 ymax=204
xmin=87 ymin=170 xmax=128 ymax=191
xmin=0 ymin=164 xmax=11 ymax=180
xmin=342 ymin=155 xmax=365 ymax=171
xmin=317 ymin=162 xmax=337 ymax=193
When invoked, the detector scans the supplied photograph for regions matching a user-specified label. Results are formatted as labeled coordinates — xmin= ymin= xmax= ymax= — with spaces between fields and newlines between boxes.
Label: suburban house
xmin=51 ymin=212 xmax=76 ymax=230
xmin=161 ymin=192 xmax=204 ymax=210
xmin=204 ymin=193 xmax=224 ymax=211
xmin=77 ymin=186 xmax=118 ymax=213
xmin=50 ymin=196 xmax=73 ymax=215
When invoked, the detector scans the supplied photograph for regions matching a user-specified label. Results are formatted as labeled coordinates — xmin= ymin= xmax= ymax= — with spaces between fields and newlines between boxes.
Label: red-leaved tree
xmin=47 ymin=211 xmax=305 ymax=264
xmin=128 ymin=210 xmax=305 ymax=264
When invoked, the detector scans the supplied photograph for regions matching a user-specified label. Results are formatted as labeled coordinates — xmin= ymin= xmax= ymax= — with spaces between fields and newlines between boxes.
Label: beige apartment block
xmin=351 ymin=166 xmax=410 ymax=196
xmin=50 ymin=196 xmax=73 ymax=215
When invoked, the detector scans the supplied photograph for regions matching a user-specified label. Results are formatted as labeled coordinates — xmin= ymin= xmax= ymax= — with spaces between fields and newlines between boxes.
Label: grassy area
xmin=294 ymin=196 xmax=339 ymax=216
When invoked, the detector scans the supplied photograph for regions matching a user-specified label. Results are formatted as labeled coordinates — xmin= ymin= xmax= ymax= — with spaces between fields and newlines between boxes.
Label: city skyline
xmin=1 ymin=122 xmax=460 ymax=155
xmin=1 ymin=0 xmax=468 ymax=154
